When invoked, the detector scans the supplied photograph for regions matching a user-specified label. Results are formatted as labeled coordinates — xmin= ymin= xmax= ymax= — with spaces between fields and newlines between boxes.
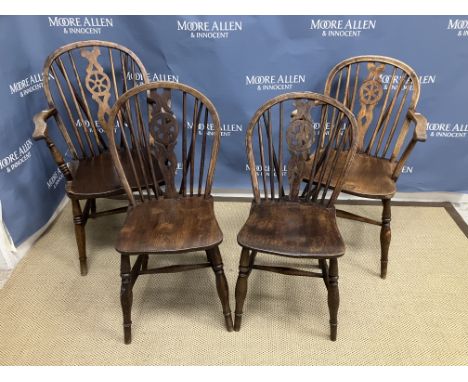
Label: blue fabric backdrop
xmin=1 ymin=15 xmax=467 ymax=246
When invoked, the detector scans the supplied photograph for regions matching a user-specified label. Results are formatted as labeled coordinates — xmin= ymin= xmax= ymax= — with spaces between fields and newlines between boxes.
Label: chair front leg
xmin=327 ymin=258 xmax=339 ymax=341
xmin=380 ymin=198 xmax=392 ymax=279
xmin=120 ymin=254 xmax=133 ymax=344
xmin=207 ymin=247 xmax=234 ymax=332
xmin=234 ymin=248 xmax=256 ymax=331
xmin=71 ymin=199 xmax=87 ymax=276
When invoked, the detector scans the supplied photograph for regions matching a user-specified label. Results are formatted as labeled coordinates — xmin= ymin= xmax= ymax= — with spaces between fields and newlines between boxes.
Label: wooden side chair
xmin=33 ymin=40 xmax=159 ymax=276
xmin=234 ymin=92 xmax=358 ymax=341
xmin=107 ymin=81 xmax=233 ymax=344
xmin=302 ymin=56 xmax=427 ymax=278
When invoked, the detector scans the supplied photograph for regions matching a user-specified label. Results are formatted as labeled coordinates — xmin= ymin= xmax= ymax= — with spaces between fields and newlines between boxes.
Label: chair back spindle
xmin=42 ymin=40 xmax=149 ymax=161
xmin=324 ymin=56 xmax=421 ymax=162
xmin=246 ymin=92 xmax=358 ymax=208
xmin=108 ymin=82 xmax=221 ymax=206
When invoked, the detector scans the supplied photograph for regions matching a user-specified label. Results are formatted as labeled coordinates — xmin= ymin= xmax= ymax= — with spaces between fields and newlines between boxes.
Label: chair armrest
xmin=391 ymin=109 xmax=427 ymax=180
xmin=407 ymin=109 xmax=427 ymax=142
xmin=32 ymin=108 xmax=57 ymax=141
xmin=32 ymin=107 xmax=73 ymax=181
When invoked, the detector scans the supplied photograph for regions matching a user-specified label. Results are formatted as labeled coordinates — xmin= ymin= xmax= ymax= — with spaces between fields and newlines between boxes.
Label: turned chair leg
xmin=207 ymin=247 xmax=234 ymax=332
xmin=71 ymin=199 xmax=87 ymax=276
xmin=120 ymin=254 xmax=133 ymax=344
xmin=234 ymin=248 xmax=256 ymax=331
xmin=380 ymin=198 xmax=392 ymax=279
xmin=327 ymin=258 xmax=339 ymax=341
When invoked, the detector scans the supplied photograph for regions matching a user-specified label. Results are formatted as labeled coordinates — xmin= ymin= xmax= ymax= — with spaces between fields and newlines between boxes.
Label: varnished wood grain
xmin=116 ymin=197 xmax=223 ymax=254
xmin=237 ymin=201 xmax=345 ymax=258
xmin=302 ymin=152 xmax=397 ymax=199
xmin=235 ymin=92 xmax=358 ymax=340
xmin=107 ymin=82 xmax=232 ymax=343
xmin=66 ymin=150 xmax=162 ymax=199
xmin=321 ymin=55 xmax=427 ymax=278
xmin=33 ymin=41 xmax=151 ymax=275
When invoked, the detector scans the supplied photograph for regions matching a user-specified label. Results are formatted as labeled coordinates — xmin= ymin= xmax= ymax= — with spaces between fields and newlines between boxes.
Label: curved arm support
xmin=33 ymin=108 xmax=73 ymax=181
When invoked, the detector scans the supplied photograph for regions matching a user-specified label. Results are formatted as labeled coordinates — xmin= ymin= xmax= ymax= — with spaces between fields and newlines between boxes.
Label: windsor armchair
xmin=302 ymin=56 xmax=427 ymax=278
xmin=33 ymin=40 xmax=161 ymax=276
xmin=234 ymin=92 xmax=358 ymax=341
xmin=107 ymin=81 xmax=233 ymax=344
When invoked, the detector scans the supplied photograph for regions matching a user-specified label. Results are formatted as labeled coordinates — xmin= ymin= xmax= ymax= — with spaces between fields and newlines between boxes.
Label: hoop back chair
xmin=107 ymin=81 xmax=233 ymax=344
xmin=303 ymin=56 xmax=427 ymax=278
xmin=33 ymin=40 xmax=156 ymax=275
xmin=234 ymin=92 xmax=358 ymax=341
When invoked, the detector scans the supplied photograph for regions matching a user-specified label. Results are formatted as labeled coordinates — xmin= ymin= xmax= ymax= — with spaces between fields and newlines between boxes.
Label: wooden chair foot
xmin=234 ymin=314 xmax=242 ymax=332
xmin=224 ymin=313 xmax=234 ymax=332
xmin=380 ymin=260 xmax=388 ymax=279
xmin=330 ymin=322 xmax=337 ymax=341
xmin=123 ymin=323 xmax=132 ymax=344
xmin=79 ymin=260 xmax=88 ymax=276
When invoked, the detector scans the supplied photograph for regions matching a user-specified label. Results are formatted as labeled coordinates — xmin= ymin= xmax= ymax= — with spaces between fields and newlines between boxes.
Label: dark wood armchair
xmin=234 ymin=92 xmax=358 ymax=341
xmin=33 ymin=40 xmax=157 ymax=276
xmin=303 ymin=56 xmax=427 ymax=278
xmin=107 ymin=82 xmax=233 ymax=344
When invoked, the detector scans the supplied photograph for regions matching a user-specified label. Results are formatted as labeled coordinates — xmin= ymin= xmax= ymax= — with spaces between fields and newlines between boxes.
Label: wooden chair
xmin=234 ymin=92 xmax=358 ymax=341
xmin=302 ymin=56 xmax=427 ymax=279
xmin=33 ymin=40 xmax=159 ymax=276
xmin=107 ymin=81 xmax=233 ymax=344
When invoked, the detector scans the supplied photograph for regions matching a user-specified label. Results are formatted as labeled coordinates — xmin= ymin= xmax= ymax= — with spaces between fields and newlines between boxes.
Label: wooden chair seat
xmin=115 ymin=196 xmax=223 ymax=255
xmin=67 ymin=151 xmax=162 ymax=199
xmin=303 ymin=152 xmax=397 ymax=199
xmin=237 ymin=201 xmax=345 ymax=258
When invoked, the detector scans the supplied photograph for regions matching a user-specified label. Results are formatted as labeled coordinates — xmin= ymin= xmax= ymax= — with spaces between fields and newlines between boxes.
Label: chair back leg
xmin=327 ymin=258 xmax=340 ymax=341
xmin=380 ymin=199 xmax=392 ymax=279
xmin=71 ymin=199 xmax=87 ymax=276
xmin=120 ymin=254 xmax=133 ymax=344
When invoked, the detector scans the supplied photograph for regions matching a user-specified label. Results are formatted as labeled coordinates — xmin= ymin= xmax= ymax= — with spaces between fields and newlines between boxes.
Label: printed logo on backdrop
xmin=310 ymin=18 xmax=376 ymax=37
xmin=126 ymin=72 xmax=180 ymax=83
xmin=447 ymin=19 xmax=468 ymax=37
xmin=48 ymin=16 xmax=114 ymax=35
xmin=187 ymin=122 xmax=243 ymax=138
xmin=9 ymin=72 xmax=54 ymax=98
xmin=245 ymin=163 xmax=414 ymax=178
xmin=245 ymin=74 xmax=306 ymax=91
xmin=74 ymin=118 xmax=129 ymax=137
xmin=401 ymin=165 xmax=414 ymax=174
xmin=177 ymin=19 xmax=242 ymax=39
xmin=47 ymin=167 xmax=65 ymax=190
xmin=0 ymin=139 xmax=33 ymax=174
xmin=427 ymin=122 xmax=468 ymax=138
xmin=246 ymin=163 xmax=288 ymax=178
xmin=380 ymin=73 xmax=436 ymax=90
